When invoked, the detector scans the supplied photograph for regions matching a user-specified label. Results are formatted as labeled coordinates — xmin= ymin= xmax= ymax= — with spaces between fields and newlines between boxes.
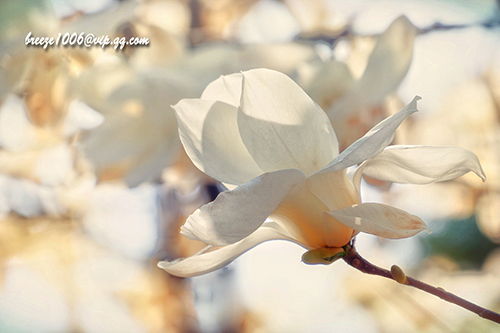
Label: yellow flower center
xmin=271 ymin=180 xmax=357 ymax=249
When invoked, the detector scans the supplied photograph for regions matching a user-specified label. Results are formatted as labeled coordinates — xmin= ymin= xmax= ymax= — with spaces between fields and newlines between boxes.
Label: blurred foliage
xmin=422 ymin=214 xmax=498 ymax=269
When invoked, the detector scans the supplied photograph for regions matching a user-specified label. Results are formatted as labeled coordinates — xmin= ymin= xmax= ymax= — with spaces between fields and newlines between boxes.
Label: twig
xmin=342 ymin=243 xmax=500 ymax=325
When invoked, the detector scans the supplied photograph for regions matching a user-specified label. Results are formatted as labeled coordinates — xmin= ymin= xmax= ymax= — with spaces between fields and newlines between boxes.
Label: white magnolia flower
xmin=79 ymin=58 xmax=197 ymax=187
xmin=158 ymin=68 xmax=485 ymax=277
xmin=301 ymin=15 xmax=418 ymax=149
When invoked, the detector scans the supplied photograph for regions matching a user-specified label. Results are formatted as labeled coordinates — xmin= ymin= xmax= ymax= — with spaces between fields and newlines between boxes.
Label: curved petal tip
xmin=326 ymin=203 xmax=430 ymax=239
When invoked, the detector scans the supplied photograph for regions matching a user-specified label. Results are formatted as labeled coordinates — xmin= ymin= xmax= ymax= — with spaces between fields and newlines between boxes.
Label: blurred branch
xmin=342 ymin=242 xmax=500 ymax=325
xmin=296 ymin=16 xmax=500 ymax=45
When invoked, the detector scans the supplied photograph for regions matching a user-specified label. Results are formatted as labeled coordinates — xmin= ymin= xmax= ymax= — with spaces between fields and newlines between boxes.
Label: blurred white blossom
xmin=300 ymin=15 xmax=418 ymax=149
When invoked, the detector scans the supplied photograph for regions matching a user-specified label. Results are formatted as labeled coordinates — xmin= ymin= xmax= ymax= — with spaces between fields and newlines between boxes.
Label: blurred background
xmin=1 ymin=0 xmax=500 ymax=332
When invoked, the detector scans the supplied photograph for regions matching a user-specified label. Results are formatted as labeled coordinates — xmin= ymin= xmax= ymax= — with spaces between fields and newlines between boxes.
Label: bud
xmin=302 ymin=247 xmax=345 ymax=265
xmin=391 ymin=265 xmax=407 ymax=284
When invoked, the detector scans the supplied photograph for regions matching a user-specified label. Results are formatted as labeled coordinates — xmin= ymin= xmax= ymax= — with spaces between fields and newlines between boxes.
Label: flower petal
xmin=200 ymin=73 xmax=243 ymax=107
xmin=306 ymin=169 xmax=360 ymax=211
xmin=173 ymin=99 xmax=263 ymax=185
xmin=327 ymin=16 xmax=417 ymax=120
xmin=181 ymin=169 xmax=306 ymax=246
xmin=358 ymin=16 xmax=417 ymax=101
xmin=238 ymin=68 xmax=339 ymax=175
xmin=318 ymin=96 xmax=420 ymax=174
xmin=270 ymin=180 xmax=331 ymax=248
xmin=326 ymin=203 xmax=430 ymax=239
xmin=305 ymin=60 xmax=354 ymax=109
xmin=321 ymin=212 xmax=355 ymax=247
xmin=353 ymin=145 xmax=486 ymax=189
xmin=158 ymin=222 xmax=307 ymax=277
xmin=124 ymin=135 xmax=180 ymax=187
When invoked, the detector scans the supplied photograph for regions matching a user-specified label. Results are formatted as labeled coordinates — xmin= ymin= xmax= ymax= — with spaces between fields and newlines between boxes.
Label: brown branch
xmin=342 ymin=244 xmax=500 ymax=325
